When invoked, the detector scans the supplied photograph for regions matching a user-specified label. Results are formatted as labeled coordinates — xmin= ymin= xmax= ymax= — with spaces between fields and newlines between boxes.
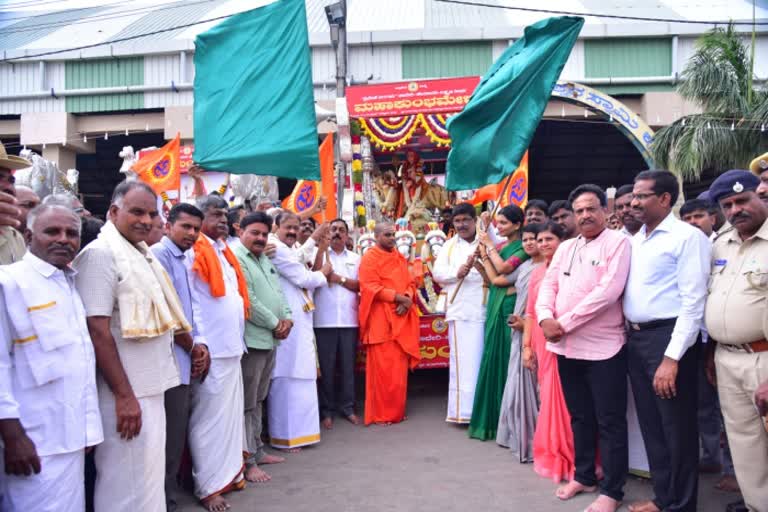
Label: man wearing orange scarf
xmin=185 ymin=195 xmax=248 ymax=512
xmin=359 ymin=222 xmax=421 ymax=425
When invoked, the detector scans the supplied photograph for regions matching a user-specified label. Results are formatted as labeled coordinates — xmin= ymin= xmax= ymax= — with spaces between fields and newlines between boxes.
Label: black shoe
xmin=725 ymin=500 xmax=748 ymax=512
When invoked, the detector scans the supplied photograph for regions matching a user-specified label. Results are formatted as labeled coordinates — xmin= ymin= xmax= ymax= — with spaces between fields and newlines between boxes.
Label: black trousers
xmin=627 ymin=325 xmax=699 ymax=512
xmin=164 ymin=383 xmax=191 ymax=512
xmin=315 ymin=327 xmax=359 ymax=419
xmin=557 ymin=346 xmax=628 ymax=501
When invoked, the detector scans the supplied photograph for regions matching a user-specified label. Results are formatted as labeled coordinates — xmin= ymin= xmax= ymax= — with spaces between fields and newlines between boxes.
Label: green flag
xmin=445 ymin=16 xmax=584 ymax=190
xmin=193 ymin=0 xmax=320 ymax=179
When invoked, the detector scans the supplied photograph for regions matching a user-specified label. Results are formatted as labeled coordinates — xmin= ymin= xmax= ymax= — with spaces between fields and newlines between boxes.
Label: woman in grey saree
xmin=492 ymin=224 xmax=545 ymax=461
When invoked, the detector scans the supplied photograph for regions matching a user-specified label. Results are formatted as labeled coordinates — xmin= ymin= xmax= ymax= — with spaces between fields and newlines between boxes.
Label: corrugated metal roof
xmin=0 ymin=6 xmax=109 ymax=52
xmin=106 ymin=0 xmax=228 ymax=46
xmin=1 ymin=0 xmax=765 ymax=55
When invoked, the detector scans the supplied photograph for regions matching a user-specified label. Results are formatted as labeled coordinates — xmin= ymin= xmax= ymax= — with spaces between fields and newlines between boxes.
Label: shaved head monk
xmin=358 ymin=222 xmax=421 ymax=425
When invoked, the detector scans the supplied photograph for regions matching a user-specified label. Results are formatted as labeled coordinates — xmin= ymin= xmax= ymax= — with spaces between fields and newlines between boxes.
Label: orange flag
xmin=134 ymin=133 xmax=182 ymax=194
xmin=283 ymin=134 xmax=337 ymax=221
xmin=469 ymin=151 xmax=529 ymax=208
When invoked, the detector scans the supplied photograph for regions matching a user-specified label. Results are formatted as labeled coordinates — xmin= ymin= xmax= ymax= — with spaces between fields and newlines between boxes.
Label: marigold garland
xmin=358 ymin=114 xmax=454 ymax=150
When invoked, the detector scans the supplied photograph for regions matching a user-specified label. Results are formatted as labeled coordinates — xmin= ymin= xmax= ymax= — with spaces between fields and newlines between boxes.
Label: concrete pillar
xmin=42 ymin=145 xmax=77 ymax=172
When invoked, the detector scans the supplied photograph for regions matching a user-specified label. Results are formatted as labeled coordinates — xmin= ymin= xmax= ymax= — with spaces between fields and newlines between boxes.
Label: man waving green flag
xmin=446 ymin=16 xmax=584 ymax=191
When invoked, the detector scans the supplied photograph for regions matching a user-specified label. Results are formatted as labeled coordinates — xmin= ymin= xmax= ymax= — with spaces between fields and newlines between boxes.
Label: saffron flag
xmin=445 ymin=16 xmax=584 ymax=190
xmin=469 ymin=151 xmax=529 ymax=208
xmin=192 ymin=0 xmax=320 ymax=179
xmin=283 ymin=134 xmax=336 ymax=221
xmin=134 ymin=133 xmax=181 ymax=194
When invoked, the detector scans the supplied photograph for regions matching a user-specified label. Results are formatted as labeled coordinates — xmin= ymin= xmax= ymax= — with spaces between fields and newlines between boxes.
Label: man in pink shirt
xmin=536 ymin=184 xmax=632 ymax=512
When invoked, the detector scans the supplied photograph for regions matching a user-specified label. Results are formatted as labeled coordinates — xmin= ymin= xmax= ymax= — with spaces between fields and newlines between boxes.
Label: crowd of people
xmin=0 ymin=139 xmax=767 ymax=512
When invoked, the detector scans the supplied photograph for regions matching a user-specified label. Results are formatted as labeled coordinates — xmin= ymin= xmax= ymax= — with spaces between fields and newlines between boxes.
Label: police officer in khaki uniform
xmin=750 ymin=151 xmax=768 ymax=205
xmin=705 ymin=169 xmax=768 ymax=512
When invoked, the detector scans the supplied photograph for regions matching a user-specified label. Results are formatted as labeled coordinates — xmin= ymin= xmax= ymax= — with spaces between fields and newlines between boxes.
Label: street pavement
xmin=178 ymin=370 xmax=736 ymax=511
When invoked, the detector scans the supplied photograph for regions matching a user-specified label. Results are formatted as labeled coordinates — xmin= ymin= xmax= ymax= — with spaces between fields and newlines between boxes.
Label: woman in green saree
xmin=469 ymin=205 xmax=529 ymax=440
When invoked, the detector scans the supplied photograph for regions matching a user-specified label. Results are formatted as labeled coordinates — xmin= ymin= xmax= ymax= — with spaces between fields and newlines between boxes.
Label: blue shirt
xmin=151 ymin=236 xmax=198 ymax=385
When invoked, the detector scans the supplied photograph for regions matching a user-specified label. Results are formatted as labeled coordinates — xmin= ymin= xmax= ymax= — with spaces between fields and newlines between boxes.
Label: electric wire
xmin=433 ymin=0 xmax=768 ymax=26
xmin=1 ymin=0 xmax=216 ymax=35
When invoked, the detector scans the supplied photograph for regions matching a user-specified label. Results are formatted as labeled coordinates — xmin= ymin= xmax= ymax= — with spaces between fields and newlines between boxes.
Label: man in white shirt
xmin=313 ymin=218 xmax=361 ymax=429
xmin=0 ymin=204 xmax=102 ymax=512
xmin=186 ymin=195 xmax=249 ymax=511
xmin=74 ymin=181 xmax=187 ymax=512
xmin=269 ymin=212 xmax=330 ymax=450
xmin=623 ymin=170 xmax=711 ymax=512
xmin=432 ymin=203 xmax=487 ymax=424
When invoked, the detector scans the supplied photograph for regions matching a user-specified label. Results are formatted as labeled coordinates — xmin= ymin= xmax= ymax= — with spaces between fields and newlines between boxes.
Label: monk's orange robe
xmin=358 ymin=246 xmax=422 ymax=425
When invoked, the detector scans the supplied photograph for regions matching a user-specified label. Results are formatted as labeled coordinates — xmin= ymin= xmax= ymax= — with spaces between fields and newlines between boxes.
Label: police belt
xmin=719 ymin=339 xmax=768 ymax=354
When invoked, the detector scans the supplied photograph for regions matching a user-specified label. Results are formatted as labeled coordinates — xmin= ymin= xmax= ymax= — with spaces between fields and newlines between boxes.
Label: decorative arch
xmin=551 ymin=81 xmax=655 ymax=167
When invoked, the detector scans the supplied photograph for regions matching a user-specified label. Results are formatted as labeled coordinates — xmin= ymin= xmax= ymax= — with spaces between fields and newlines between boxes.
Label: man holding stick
xmin=433 ymin=203 xmax=487 ymax=424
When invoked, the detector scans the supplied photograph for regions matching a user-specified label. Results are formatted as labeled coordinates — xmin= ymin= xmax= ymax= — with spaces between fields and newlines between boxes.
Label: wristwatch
xmin=340 ymin=276 xmax=347 ymax=285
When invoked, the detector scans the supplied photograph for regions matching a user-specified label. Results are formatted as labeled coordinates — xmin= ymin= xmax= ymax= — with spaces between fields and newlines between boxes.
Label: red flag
xmin=469 ymin=151 xmax=529 ymax=208
xmin=283 ymin=134 xmax=336 ymax=221
xmin=134 ymin=133 xmax=181 ymax=194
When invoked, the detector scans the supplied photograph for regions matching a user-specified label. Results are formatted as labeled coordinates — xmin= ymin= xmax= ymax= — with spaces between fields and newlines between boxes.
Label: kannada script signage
xmin=346 ymin=77 xmax=480 ymax=118
xmin=355 ymin=314 xmax=450 ymax=371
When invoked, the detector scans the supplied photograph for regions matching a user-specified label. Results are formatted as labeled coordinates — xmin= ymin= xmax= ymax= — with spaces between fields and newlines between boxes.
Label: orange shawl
xmin=358 ymin=246 xmax=421 ymax=368
xmin=191 ymin=236 xmax=250 ymax=319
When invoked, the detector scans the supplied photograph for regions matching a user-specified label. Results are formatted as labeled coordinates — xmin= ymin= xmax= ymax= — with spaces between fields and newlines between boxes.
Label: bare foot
xmin=715 ymin=475 xmax=740 ymax=493
xmin=345 ymin=414 xmax=360 ymax=425
xmin=244 ymin=464 xmax=271 ymax=483
xmin=584 ymin=495 xmax=622 ymax=512
xmin=321 ymin=417 xmax=333 ymax=430
xmin=203 ymin=495 xmax=230 ymax=512
xmin=258 ymin=453 xmax=285 ymax=465
xmin=556 ymin=480 xmax=597 ymax=500
xmin=628 ymin=500 xmax=661 ymax=512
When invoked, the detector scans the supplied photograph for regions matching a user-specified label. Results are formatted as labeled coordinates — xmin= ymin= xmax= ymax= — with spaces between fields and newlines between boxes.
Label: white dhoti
xmin=188 ymin=356 xmax=245 ymax=500
xmin=0 ymin=450 xmax=84 ymax=512
xmin=268 ymin=377 xmax=320 ymax=449
xmin=446 ymin=320 xmax=485 ymax=424
xmin=94 ymin=383 xmax=166 ymax=512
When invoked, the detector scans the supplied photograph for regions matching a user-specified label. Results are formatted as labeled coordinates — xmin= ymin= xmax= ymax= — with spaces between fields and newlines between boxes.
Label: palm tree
xmin=651 ymin=24 xmax=768 ymax=181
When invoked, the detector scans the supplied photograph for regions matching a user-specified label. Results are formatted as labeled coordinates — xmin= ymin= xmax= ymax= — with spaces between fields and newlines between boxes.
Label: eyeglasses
xmin=631 ymin=192 xmax=658 ymax=201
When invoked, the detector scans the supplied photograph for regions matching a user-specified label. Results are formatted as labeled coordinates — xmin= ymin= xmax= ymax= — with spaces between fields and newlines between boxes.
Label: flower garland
xmin=354 ymin=191 xmax=366 ymax=228
xmin=419 ymin=113 xmax=453 ymax=147
xmin=360 ymin=115 xmax=420 ymax=151
xmin=350 ymin=122 xmax=367 ymax=228
xmin=415 ymin=274 xmax=441 ymax=314
xmin=358 ymin=114 xmax=454 ymax=150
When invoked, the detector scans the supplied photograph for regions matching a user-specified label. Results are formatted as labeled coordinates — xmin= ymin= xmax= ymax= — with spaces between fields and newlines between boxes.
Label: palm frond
xmin=651 ymin=115 xmax=752 ymax=181
xmin=678 ymin=50 xmax=746 ymax=114
xmin=695 ymin=25 xmax=751 ymax=90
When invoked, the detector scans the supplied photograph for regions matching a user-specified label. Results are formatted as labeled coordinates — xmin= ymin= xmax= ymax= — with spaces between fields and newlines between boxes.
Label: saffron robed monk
xmin=358 ymin=222 xmax=421 ymax=425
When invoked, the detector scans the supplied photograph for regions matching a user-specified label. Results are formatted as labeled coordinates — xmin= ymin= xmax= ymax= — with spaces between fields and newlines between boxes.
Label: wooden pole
xmin=449 ymin=172 xmax=515 ymax=305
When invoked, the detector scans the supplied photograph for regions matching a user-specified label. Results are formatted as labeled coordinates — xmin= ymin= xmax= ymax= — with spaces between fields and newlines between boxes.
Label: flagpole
xmin=449 ymin=172 xmax=514 ymax=305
